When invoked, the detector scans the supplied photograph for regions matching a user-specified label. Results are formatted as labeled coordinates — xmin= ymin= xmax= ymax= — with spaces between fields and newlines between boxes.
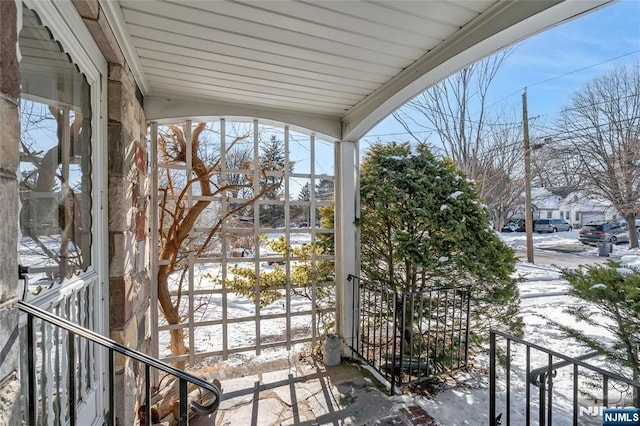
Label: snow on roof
xmin=528 ymin=188 xmax=614 ymax=212
xmin=563 ymin=191 xmax=612 ymax=211
xmin=531 ymin=187 xmax=564 ymax=210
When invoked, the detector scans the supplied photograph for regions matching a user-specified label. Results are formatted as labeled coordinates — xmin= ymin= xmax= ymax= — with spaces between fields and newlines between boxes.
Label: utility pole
xmin=522 ymin=88 xmax=534 ymax=263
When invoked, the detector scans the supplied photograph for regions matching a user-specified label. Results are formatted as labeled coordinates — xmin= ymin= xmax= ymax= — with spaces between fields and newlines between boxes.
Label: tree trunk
xmin=158 ymin=261 xmax=188 ymax=369
xmin=625 ymin=214 xmax=638 ymax=249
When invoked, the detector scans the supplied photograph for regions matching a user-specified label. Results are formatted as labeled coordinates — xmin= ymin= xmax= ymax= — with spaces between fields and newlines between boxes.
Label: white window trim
xmin=22 ymin=0 xmax=108 ymax=326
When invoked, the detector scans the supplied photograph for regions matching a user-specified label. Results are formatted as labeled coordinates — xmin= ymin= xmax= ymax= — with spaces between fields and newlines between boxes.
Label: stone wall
xmin=0 ymin=2 xmax=21 ymax=425
xmin=73 ymin=2 xmax=151 ymax=425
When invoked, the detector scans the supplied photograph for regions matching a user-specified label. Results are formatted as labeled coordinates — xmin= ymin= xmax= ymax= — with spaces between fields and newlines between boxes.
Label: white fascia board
xmin=100 ymin=0 xmax=149 ymax=95
xmin=341 ymin=0 xmax=613 ymax=142
xmin=144 ymin=96 xmax=342 ymax=141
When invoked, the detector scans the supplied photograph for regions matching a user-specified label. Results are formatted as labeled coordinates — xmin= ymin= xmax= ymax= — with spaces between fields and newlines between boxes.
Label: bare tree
xmin=555 ymin=64 xmax=640 ymax=248
xmin=20 ymin=104 xmax=91 ymax=279
xmin=157 ymin=123 xmax=282 ymax=366
xmin=475 ymin=124 xmax=525 ymax=231
xmin=393 ymin=49 xmax=524 ymax=229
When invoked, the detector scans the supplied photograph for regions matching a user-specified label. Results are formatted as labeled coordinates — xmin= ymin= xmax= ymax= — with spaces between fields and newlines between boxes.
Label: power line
xmin=485 ymin=50 xmax=640 ymax=110
xmin=367 ymin=57 xmax=638 ymax=140
xmin=366 ymin=90 xmax=637 ymax=140
xmin=529 ymin=116 xmax=640 ymax=143
xmin=527 ymin=50 xmax=640 ymax=89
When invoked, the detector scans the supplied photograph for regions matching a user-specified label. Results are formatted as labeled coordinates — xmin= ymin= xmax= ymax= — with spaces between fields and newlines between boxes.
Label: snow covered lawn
xmin=410 ymin=233 xmax=640 ymax=425
xmin=159 ymin=230 xmax=639 ymax=424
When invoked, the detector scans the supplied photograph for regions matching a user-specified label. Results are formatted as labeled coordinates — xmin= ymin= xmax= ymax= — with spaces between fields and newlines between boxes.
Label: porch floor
xmin=190 ymin=354 xmax=438 ymax=425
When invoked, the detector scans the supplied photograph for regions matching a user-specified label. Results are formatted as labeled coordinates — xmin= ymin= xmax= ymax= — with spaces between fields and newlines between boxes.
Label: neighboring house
xmin=531 ymin=188 xmax=564 ymax=220
xmin=513 ymin=188 xmax=618 ymax=227
xmin=560 ymin=192 xmax=618 ymax=227
xmin=510 ymin=188 xmax=565 ymax=222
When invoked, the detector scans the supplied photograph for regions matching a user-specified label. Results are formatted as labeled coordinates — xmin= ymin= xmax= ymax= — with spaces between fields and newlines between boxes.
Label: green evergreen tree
xmin=359 ymin=142 xmax=523 ymax=348
xmin=259 ymin=135 xmax=290 ymax=227
xmin=315 ymin=179 xmax=334 ymax=202
xmin=297 ymin=182 xmax=311 ymax=202
xmin=260 ymin=135 xmax=287 ymax=198
xmin=553 ymin=263 xmax=640 ymax=384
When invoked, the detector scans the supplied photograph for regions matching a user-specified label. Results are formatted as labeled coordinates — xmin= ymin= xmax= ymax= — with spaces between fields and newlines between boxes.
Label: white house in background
xmin=561 ymin=192 xmax=619 ymax=226
xmin=531 ymin=188 xmax=565 ymax=221
xmin=516 ymin=188 xmax=618 ymax=227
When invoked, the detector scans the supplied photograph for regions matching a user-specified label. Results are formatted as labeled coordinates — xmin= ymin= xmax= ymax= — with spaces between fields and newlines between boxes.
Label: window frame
xmin=21 ymin=0 xmax=108 ymax=303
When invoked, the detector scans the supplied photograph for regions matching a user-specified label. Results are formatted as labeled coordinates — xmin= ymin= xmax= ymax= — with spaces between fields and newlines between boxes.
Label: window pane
xmin=19 ymin=6 xmax=92 ymax=295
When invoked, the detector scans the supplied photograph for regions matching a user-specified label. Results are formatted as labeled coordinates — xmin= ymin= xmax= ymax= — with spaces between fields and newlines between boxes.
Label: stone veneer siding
xmin=74 ymin=1 xmax=151 ymax=425
xmin=0 ymin=1 xmax=21 ymax=425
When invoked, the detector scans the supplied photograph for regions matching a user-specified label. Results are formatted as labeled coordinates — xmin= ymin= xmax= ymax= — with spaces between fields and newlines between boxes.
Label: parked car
xmin=501 ymin=219 xmax=526 ymax=232
xmin=534 ymin=218 xmax=572 ymax=233
xmin=578 ymin=221 xmax=629 ymax=245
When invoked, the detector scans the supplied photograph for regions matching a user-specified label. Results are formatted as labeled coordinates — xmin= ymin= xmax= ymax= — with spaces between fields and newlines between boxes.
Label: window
xmin=19 ymin=6 xmax=93 ymax=296
xmin=546 ymin=211 xmax=552 ymax=219
xmin=576 ymin=212 xmax=580 ymax=221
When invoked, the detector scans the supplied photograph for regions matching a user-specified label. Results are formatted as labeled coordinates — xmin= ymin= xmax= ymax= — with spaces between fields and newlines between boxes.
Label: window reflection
xmin=19 ymin=6 xmax=92 ymax=297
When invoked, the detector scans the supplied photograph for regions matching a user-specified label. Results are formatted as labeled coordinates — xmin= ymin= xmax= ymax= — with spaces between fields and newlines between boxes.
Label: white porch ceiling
xmin=102 ymin=0 xmax=611 ymax=140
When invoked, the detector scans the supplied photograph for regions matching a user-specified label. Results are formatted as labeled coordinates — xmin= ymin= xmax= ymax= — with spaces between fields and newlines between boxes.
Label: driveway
xmin=514 ymin=247 xmax=611 ymax=269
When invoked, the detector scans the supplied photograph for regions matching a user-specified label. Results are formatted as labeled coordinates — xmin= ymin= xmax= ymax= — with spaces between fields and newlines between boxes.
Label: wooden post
xmin=523 ymin=88 xmax=534 ymax=264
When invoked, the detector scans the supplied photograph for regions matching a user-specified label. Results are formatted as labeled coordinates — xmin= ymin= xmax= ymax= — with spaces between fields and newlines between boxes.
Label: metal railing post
xmin=506 ymin=339 xmax=511 ymax=426
xmin=398 ymin=292 xmax=407 ymax=388
xmin=390 ymin=290 xmax=398 ymax=396
xmin=526 ymin=345 xmax=530 ymax=426
xmin=546 ymin=353 xmax=553 ymax=426
xmin=27 ymin=314 xmax=37 ymax=425
xmin=464 ymin=288 xmax=471 ymax=367
xmin=68 ymin=331 xmax=76 ymax=426
xmin=108 ymin=349 xmax=115 ymax=426
xmin=179 ymin=378 xmax=188 ymax=425
xmin=572 ymin=363 xmax=578 ymax=426
xmin=145 ymin=363 xmax=151 ymax=426
xmin=489 ymin=330 xmax=496 ymax=426
xmin=539 ymin=371 xmax=545 ymax=426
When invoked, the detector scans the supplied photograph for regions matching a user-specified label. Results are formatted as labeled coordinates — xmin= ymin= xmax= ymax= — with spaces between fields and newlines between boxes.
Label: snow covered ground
xmin=499 ymin=228 xmax=637 ymax=256
xmin=411 ymin=231 xmax=640 ymax=425
xmin=155 ymin=229 xmax=640 ymax=424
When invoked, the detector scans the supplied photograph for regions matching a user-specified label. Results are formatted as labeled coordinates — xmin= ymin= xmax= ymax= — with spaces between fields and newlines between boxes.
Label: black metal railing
xmin=348 ymin=275 xmax=471 ymax=394
xmin=490 ymin=329 xmax=640 ymax=426
xmin=18 ymin=300 xmax=222 ymax=426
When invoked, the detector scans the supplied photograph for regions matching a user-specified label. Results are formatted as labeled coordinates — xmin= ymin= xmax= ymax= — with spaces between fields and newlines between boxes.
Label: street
xmin=514 ymin=246 xmax=612 ymax=269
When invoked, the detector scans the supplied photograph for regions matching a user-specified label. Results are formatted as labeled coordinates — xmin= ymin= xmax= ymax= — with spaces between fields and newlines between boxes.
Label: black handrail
xmin=491 ymin=329 xmax=638 ymax=384
xmin=529 ymin=351 xmax=599 ymax=387
xmin=490 ymin=329 xmax=640 ymax=426
xmin=18 ymin=300 xmax=221 ymax=426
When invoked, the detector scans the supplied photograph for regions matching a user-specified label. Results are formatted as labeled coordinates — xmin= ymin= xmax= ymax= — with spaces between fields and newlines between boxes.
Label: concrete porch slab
xmin=197 ymin=355 xmax=438 ymax=425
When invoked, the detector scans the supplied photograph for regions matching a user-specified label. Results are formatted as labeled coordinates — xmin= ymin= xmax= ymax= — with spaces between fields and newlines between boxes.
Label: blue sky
xmin=364 ymin=0 xmax=640 ymax=144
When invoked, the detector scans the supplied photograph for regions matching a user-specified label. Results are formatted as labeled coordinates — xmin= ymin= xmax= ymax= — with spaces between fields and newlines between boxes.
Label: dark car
xmin=534 ymin=218 xmax=572 ymax=233
xmin=501 ymin=219 xmax=526 ymax=232
xmin=578 ymin=221 xmax=629 ymax=245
